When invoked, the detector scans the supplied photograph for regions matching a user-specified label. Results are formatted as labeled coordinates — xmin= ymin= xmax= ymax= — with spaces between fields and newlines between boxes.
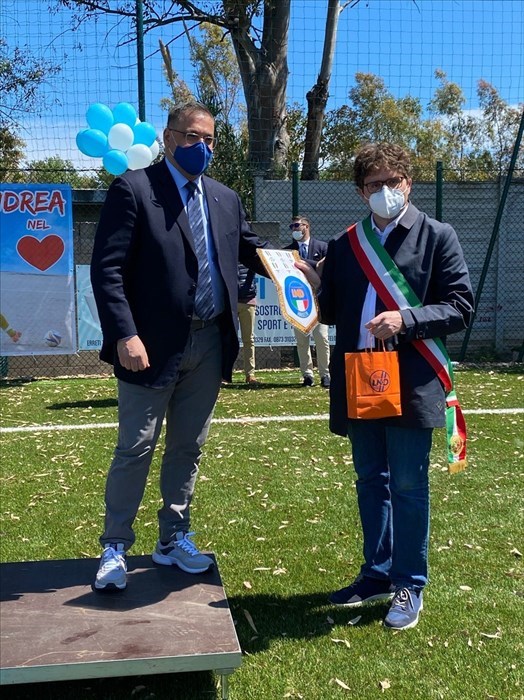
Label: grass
xmin=1 ymin=366 xmax=523 ymax=699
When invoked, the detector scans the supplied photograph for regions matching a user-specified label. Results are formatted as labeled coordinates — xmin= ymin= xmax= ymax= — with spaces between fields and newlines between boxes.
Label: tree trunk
xmin=302 ymin=0 xmax=342 ymax=180
xmin=227 ymin=0 xmax=290 ymax=178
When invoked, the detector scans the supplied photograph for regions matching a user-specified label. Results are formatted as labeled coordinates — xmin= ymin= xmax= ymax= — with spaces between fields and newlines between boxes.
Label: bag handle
xmin=365 ymin=332 xmax=386 ymax=354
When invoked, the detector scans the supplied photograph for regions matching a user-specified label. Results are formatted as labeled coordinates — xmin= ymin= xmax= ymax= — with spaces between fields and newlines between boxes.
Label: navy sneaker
xmin=329 ymin=575 xmax=394 ymax=607
xmin=152 ymin=531 xmax=213 ymax=574
xmin=384 ymin=587 xmax=423 ymax=630
xmin=302 ymin=375 xmax=314 ymax=387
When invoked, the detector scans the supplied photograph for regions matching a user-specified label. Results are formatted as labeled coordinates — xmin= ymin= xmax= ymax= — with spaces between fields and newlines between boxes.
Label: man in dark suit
xmin=91 ymin=101 xmax=268 ymax=591
xmin=297 ymin=143 xmax=474 ymax=630
xmin=285 ymin=215 xmax=331 ymax=388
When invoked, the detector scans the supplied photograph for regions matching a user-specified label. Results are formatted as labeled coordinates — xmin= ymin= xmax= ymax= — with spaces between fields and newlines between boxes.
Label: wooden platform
xmin=0 ymin=555 xmax=241 ymax=697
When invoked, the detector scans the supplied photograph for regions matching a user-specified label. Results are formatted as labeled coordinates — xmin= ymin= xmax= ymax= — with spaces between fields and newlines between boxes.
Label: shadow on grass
xmin=1 ymin=671 xmax=218 ymax=700
xmin=458 ymin=362 xmax=523 ymax=375
xmin=221 ymin=381 xmax=321 ymax=391
xmin=223 ymin=591 xmax=388 ymax=653
xmin=0 ymin=377 xmax=37 ymax=388
xmin=47 ymin=398 xmax=118 ymax=410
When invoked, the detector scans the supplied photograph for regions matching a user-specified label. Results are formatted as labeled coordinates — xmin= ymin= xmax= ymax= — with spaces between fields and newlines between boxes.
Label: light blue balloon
xmin=76 ymin=128 xmax=108 ymax=158
xmin=86 ymin=103 xmax=114 ymax=134
xmin=133 ymin=121 xmax=157 ymax=147
xmin=103 ymin=149 xmax=128 ymax=176
xmin=112 ymin=102 xmax=137 ymax=128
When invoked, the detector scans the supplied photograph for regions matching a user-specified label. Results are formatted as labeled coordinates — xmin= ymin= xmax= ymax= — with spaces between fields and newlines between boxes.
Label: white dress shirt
xmin=357 ymin=208 xmax=408 ymax=349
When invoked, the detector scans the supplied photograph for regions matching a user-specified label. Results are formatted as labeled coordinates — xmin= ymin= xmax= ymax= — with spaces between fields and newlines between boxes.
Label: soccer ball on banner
xmin=44 ymin=330 xmax=62 ymax=348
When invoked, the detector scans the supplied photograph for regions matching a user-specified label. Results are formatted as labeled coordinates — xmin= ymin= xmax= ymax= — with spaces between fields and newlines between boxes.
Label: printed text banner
xmin=75 ymin=266 xmax=336 ymax=349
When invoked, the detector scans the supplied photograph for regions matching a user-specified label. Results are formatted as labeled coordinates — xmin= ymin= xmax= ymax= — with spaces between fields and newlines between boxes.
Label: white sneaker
xmin=152 ymin=532 xmax=213 ymax=574
xmin=95 ymin=543 xmax=127 ymax=590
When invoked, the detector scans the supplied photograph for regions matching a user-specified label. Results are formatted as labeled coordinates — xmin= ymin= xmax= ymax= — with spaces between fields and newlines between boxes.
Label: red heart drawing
xmin=16 ymin=235 xmax=65 ymax=271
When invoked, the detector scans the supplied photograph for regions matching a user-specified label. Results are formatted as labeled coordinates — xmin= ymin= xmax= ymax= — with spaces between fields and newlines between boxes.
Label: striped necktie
xmin=299 ymin=242 xmax=307 ymax=259
xmin=186 ymin=181 xmax=214 ymax=320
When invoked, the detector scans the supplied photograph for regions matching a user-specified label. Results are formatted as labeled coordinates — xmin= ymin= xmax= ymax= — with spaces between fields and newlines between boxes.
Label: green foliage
xmin=190 ymin=22 xmax=243 ymax=123
xmin=0 ymin=36 xmax=61 ymax=172
xmin=293 ymin=70 xmax=523 ymax=183
xmin=477 ymin=79 xmax=524 ymax=178
xmin=0 ymin=37 xmax=60 ymax=129
xmin=208 ymin=120 xmax=254 ymax=217
xmin=158 ymin=20 xmax=254 ymax=213
xmin=19 ymin=155 xmax=100 ymax=188
xmin=286 ymin=102 xmax=308 ymax=167
xmin=0 ymin=127 xmax=26 ymax=182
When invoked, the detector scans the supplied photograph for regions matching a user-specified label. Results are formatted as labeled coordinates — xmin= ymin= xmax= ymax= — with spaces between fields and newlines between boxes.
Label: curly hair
xmin=353 ymin=143 xmax=412 ymax=189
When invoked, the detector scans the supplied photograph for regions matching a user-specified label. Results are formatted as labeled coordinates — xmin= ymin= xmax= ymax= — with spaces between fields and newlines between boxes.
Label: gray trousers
xmin=100 ymin=322 xmax=223 ymax=550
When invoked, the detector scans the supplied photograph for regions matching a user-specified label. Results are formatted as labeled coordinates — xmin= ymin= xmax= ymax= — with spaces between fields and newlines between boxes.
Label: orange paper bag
xmin=345 ymin=345 xmax=402 ymax=419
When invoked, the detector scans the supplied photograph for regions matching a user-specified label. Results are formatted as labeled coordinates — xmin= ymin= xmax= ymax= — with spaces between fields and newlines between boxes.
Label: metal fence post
xmin=292 ymin=163 xmax=299 ymax=216
xmin=136 ymin=0 xmax=146 ymax=122
xmin=459 ymin=108 xmax=524 ymax=361
xmin=436 ymin=160 xmax=443 ymax=222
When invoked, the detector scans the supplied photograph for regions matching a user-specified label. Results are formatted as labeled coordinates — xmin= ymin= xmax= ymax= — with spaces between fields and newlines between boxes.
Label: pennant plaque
xmin=257 ymin=249 xmax=318 ymax=334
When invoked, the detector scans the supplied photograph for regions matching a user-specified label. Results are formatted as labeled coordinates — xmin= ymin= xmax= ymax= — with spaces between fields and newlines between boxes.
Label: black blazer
xmin=91 ymin=159 xmax=268 ymax=388
xmin=319 ymin=204 xmax=475 ymax=434
xmin=285 ymin=235 xmax=328 ymax=268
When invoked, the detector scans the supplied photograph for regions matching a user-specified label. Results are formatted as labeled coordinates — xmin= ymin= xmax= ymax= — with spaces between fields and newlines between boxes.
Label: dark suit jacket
xmin=285 ymin=235 xmax=327 ymax=268
xmin=319 ymin=204 xmax=474 ymax=435
xmin=91 ymin=159 xmax=268 ymax=388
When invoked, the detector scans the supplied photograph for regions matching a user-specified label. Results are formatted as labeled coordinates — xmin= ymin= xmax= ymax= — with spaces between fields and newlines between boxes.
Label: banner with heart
xmin=16 ymin=234 xmax=65 ymax=271
xmin=0 ymin=183 xmax=76 ymax=357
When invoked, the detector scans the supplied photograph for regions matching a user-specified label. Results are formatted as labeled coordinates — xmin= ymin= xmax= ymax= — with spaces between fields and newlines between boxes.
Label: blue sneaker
xmin=329 ymin=575 xmax=394 ymax=607
xmin=384 ymin=587 xmax=423 ymax=630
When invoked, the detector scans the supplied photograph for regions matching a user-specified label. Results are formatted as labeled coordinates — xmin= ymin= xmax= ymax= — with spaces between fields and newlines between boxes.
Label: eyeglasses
xmin=168 ymin=129 xmax=216 ymax=148
xmin=289 ymin=222 xmax=306 ymax=230
xmin=363 ymin=176 xmax=404 ymax=194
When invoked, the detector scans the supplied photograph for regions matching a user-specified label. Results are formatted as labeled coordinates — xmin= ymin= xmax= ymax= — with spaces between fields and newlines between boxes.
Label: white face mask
xmin=368 ymin=186 xmax=406 ymax=219
xmin=292 ymin=229 xmax=305 ymax=241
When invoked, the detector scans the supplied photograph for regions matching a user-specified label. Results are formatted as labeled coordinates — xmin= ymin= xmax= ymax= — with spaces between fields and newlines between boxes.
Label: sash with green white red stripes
xmin=347 ymin=217 xmax=467 ymax=474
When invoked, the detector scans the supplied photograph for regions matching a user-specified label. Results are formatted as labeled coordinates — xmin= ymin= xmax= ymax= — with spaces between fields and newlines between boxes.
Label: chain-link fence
xmin=2 ymin=1 xmax=523 ymax=379
xmin=255 ymin=171 xmax=524 ymax=361
xmin=1 ymin=167 xmax=522 ymax=381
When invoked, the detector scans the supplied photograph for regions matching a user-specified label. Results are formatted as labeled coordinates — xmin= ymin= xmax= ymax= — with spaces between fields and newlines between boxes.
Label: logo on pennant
xmin=284 ymin=276 xmax=312 ymax=319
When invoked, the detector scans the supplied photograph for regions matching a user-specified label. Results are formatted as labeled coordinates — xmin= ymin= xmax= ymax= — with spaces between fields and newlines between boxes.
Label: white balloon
xmin=108 ymin=123 xmax=134 ymax=152
xmin=150 ymin=139 xmax=160 ymax=160
xmin=127 ymin=144 xmax=153 ymax=170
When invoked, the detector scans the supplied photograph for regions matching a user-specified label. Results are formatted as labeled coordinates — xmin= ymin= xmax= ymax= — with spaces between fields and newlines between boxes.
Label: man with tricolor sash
xmin=297 ymin=143 xmax=474 ymax=630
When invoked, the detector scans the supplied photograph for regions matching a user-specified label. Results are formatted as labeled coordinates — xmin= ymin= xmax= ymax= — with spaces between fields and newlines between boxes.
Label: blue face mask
xmin=173 ymin=141 xmax=213 ymax=176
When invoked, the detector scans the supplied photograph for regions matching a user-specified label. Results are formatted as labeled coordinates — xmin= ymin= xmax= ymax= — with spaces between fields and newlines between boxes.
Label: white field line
xmin=1 ymin=408 xmax=523 ymax=435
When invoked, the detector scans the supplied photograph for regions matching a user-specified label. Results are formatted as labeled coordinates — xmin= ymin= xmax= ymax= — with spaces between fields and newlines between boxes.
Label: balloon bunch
xmin=76 ymin=102 xmax=160 ymax=175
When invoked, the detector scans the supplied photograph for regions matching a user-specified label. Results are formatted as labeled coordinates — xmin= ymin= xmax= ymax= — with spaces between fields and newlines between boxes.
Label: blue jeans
xmin=347 ymin=420 xmax=433 ymax=590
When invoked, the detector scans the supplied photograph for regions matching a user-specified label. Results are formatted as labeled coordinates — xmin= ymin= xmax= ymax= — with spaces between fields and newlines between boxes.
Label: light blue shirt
xmin=165 ymin=159 xmax=225 ymax=317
